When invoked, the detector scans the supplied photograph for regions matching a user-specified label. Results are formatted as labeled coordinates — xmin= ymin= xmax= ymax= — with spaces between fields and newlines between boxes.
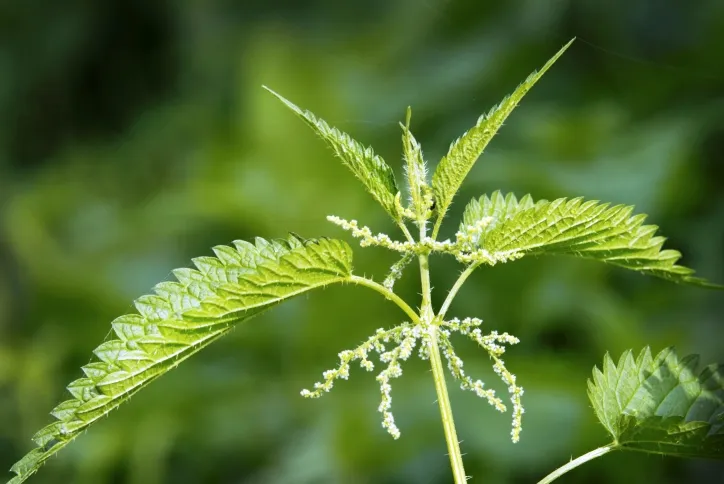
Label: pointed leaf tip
xmin=431 ymin=40 xmax=572 ymax=234
xmin=264 ymin=86 xmax=401 ymax=220
xmin=7 ymin=236 xmax=354 ymax=483
xmin=459 ymin=191 xmax=721 ymax=288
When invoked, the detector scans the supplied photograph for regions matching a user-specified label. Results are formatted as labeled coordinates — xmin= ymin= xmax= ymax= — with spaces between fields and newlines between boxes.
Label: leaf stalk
xmin=537 ymin=444 xmax=616 ymax=484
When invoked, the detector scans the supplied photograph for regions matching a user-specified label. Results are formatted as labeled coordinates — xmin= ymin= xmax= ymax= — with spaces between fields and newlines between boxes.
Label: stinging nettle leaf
xmin=264 ymin=86 xmax=401 ymax=220
xmin=460 ymin=191 xmax=722 ymax=288
xmin=587 ymin=347 xmax=724 ymax=459
xmin=7 ymin=236 xmax=353 ymax=484
xmin=401 ymin=107 xmax=430 ymax=220
xmin=431 ymin=39 xmax=574 ymax=234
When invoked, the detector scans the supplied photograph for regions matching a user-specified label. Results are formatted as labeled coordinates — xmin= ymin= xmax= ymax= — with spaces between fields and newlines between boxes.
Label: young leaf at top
xmin=458 ymin=191 xmax=722 ymax=287
xmin=431 ymin=39 xmax=574 ymax=236
xmin=588 ymin=347 xmax=724 ymax=459
xmin=401 ymin=107 xmax=432 ymax=223
xmin=264 ymin=86 xmax=401 ymax=220
xmin=7 ymin=236 xmax=353 ymax=484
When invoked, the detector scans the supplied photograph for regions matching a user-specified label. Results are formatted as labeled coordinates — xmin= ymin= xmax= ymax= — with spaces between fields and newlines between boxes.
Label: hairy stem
xmin=417 ymin=220 xmax=467 ymax=483
xmin=349 ymin=275 xmax=421 ymax=324
xmin=438 ymin=263 xmax=480 ymax=320
xmin=537 ymin=445 xmax=616 ymax=484
xmin=397 ymin=220 xmax=416 ymax=244
xmin=428 ymin=324 xmax=467 ymax=483
xmin=431 ymin=216 xmax=443 ymax=242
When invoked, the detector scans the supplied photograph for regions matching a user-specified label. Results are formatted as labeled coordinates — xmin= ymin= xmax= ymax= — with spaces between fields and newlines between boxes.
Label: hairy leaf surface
xmin=461 ymin=191 xmax=721 ymax=287
xmin=588 ymin=347 xmax=724 ymax=458
xmin=401 ymin=107 xmax=429 ymax=219
xmin=264 ymin=86 xmax=400 ymax=220
xmin=7 ymin=236 xmax=353 ymax=484
xmin=431 ymin=39 xmax=573 ymax=231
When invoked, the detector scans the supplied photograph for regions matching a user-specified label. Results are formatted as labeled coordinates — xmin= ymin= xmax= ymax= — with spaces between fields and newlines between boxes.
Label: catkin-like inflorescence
xmin=326 ymin=215 xmax=457 ymax=255
xmin=438 ymin=330 xmax=506 ymax=412
xmin=326 ymin=213 xmax=526 ymax=266
xmin=442 ymin=317 xmax=524 ymax=442
xmin=326 ymin=216 xmax=415 ymax=252
xmin=301 ymin=323 xmax=423 ymax=439
xmin=383 ymin=253 xmax=415 ymax=291
xmin=303 ymin=314 xmax=525 ymax=443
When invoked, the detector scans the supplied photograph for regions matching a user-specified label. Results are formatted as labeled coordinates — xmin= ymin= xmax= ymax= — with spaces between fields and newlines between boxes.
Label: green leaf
xmin=588 ymin=347 xmax=724 ymax=459
xmin=460 ymin=191 xmax=722 ymax=287
xmin=431 ymin=39 xmax=573 ymax=234
xmin=401 ymin=107 xmax=430 ymax=220
xmin=264 ymin=86 xmax=401 ymax=220
xmin=7 ymin=236 xmax=353 ymax=484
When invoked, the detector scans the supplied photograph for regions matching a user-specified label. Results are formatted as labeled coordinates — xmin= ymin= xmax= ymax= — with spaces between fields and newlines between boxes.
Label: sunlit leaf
xmin=264 ymin=86 xmax=401 ymax=220
xmin=401 ymin=107 xmax=430 ymax=220
xmin=7 ymin=236 xmax=353 ymax=484
xmin=460 ymin=191 xmax=722 ymax=287
xmin=431 ymin=39 xmax=573 ymax=233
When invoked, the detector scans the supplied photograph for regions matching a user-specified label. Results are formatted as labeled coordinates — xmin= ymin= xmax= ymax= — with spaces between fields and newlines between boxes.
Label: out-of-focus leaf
xmin=588 ymin=347 xmax=724 ymax=458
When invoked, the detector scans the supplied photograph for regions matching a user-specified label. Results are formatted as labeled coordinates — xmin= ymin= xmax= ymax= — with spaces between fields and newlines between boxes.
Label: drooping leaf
xmin=587 ymin=347 xmax=724 ymax=459
xmin=431 ymin=39 xmax=573 ymax=233
xmin=460 ymin=191 xmax=722 ymax=287
xmin=264 ymin=86 xmax=401 ymax=220
xmin=7 ymin=236 xmax=353 ymax=484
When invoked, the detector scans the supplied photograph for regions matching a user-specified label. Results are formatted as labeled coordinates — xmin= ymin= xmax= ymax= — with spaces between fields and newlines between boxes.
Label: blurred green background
xmin=1 ymin=1 xmax=723 ymax=483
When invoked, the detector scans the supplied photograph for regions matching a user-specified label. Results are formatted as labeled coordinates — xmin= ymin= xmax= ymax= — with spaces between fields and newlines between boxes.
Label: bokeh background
xmin=1 ymin=1 xmax=723 ymax=483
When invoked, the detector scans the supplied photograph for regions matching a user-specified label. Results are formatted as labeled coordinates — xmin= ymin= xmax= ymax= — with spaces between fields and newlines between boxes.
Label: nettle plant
xmin=8 ymin=40 xmax=724 ymax=484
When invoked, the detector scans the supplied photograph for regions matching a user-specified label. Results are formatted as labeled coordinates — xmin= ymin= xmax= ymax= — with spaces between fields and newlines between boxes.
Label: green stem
xmin=416 ymin=219 xmax=467 ymax=483
xmin=431 ymin=215 xmax=443 ymax=242
xmin=397 ymin=220 xmax=416 ymax=244
xmin=428 ymin=324 xmax=467 ymax=483
xmin=419 ymin=253 xmax=433 ymax=317
xmin=537 ymin=445 xmax=616 ymax=484
xmin=349 ymin=275 xmax=421 ymax=325
xmin=438 ymin=263 xmax=480 ymax=320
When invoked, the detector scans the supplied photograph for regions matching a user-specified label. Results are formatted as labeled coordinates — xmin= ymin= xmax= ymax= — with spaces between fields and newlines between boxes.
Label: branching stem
xmin=438 ymin=263 xmax=480 ymax=320
xmin=349 ymin=275 xmax=420 ymax=324
xmin=431 ymin=216 xmax=443 ymax=242
xmin=417 ymin=213 xmax=467 ymax=483
xmin=537 ymin=444 xmax=616 ymax=484
xmin=428 ymin=323 xmax=467 ymax=483
xmin=397 ymin=220 xmax=416 ymax=244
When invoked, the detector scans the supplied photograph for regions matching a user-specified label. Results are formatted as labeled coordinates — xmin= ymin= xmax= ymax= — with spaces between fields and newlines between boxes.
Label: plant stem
xmin=349 ymin=275 xmax=421 ymax=325
xmin=537 ymin=444 xmax=616 ymax=484
xmin=416 ymin=219 xmax=467 ymax=483
xmin=428 ymin=323 xmax=467 ymax=483
xmin=431 ymin=216 xmax=443 ymax=242
xmin=351 ymin=264 xmax=467 ymax=482
xmin=397 ymin=220 xmax=416 ymax=244
xmin=438 ymin=262 xmax=480 ymax=320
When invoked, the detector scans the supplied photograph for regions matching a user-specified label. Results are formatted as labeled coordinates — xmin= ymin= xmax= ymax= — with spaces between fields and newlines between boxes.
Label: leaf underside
xmin=7 ymin=236 xmax=353 ymax=484
xmin=588 ymin=347 xmax=724 ymax=459
xmin=431 ymin=39 xmax=574 ymax=228
xmin=263 ymin=86 xmax=400 ymax=220
xmin=461 ymin=190 xmax=722 ymax=287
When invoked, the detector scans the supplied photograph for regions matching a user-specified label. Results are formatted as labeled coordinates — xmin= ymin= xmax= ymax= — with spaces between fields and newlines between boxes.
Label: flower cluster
xmin=301 ymin=323 xmax=423 ymax=439
xmin=327 ymin=215 xmax=524 ymax=266
xmin=303 ymin=315 xmax=525 ymax=442
xmin=383 ymin=253 xmax=414 ymax=291
xmin=439 ymin=317 xmax=524 ymax=442
xmin=326 ymin=216 xmax=416 ymax=252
